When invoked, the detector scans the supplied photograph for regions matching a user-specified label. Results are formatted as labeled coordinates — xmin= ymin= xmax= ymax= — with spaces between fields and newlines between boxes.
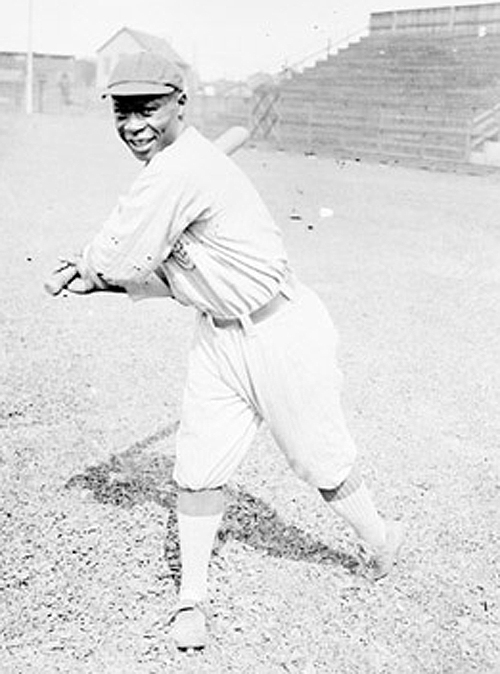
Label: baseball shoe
xmin=168 ymin=600 xmax=207 ymax=652
xmin=371 ymin=520 xmax=404 ymax=581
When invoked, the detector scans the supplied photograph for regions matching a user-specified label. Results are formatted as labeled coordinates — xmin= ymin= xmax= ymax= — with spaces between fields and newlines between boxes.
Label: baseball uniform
xmin=80 ymin=126 xmax=357 ymax=490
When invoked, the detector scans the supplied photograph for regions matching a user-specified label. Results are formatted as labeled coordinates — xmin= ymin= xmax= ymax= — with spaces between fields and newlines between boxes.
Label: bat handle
xmin=44 ymin=265 xmax=79 ymax=296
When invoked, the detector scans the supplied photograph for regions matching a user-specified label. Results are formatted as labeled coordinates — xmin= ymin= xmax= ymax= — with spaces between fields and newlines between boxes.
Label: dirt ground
xmin=1 ymin=111 xmax=499 ymax=674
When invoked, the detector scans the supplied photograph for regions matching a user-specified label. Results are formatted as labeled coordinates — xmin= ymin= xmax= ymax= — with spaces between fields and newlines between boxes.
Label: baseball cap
xmin=101 ymin=51 xmax=185 ymax=98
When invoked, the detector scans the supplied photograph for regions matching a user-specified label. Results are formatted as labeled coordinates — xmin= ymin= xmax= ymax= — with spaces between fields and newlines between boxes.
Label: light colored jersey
xmin=82 ymin=127 xmax=289 ymax=318
xmin=79 ymin=126 xmax=356 ymax=493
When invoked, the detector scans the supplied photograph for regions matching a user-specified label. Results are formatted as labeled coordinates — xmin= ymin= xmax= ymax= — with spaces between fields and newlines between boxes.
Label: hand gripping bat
xmin=44 ymin=126 xmax=250 ymax=296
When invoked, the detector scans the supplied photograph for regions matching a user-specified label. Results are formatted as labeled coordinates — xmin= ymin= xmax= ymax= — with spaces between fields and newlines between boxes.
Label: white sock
xmin=330 ymin=481 xmax=387 ymax=549
xmin=177 ymin=511 xmax=223 ymax=603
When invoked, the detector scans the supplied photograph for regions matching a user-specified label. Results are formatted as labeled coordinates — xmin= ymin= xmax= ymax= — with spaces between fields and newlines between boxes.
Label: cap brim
xmin=101 ymin=82 xmax=180 ymax=99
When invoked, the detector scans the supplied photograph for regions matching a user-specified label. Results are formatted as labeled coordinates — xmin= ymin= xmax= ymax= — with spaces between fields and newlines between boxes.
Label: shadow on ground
xmin=65 ymin=423 xmax=360 ymax=586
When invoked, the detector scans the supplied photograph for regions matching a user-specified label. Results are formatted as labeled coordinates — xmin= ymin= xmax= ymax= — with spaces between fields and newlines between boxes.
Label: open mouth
xmin=127 ymin=137 xmax=155 ymax=153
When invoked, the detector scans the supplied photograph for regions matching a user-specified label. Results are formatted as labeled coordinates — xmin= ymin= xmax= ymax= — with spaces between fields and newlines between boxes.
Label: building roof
xmin=0 ymin=50 xmax=74 ymax=61
xmin=96 ymin=27 xmax=188 ymax=68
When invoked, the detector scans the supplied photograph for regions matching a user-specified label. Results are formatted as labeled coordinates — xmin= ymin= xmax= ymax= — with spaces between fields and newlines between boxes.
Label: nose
xmin=123 ymin=112 xmax=146 ymax=133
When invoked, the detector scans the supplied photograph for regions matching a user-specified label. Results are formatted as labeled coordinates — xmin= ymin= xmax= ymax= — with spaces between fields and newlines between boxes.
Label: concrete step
xmin=280 ymin=87 xmax=497 ymax=108
xmin=281 ymin=107 xmax=470 ymax=131
xmin=324 ymin=51 xmax=500 ymax=70
xmin=279 ymin=120 xmax=467 ymax=148
xmin=353 ymin=34 xmax=500 ymax=52
xmin=470 ymin=140 xmax=500 ymax=166
xmin=306 ymin=61 xmax=500 ymax=77
xmin=279 ymin=130 xmax=467 ymax=161
xmin=289 ymin=74 xmax=498 ymax=91
xmin=284 ymin=79 xmax=495 ymax=93
xmin=298 ymin=67 xmax=500 ymax=88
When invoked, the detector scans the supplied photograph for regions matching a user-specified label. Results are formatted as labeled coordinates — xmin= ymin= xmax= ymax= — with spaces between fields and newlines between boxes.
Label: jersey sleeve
xmin=80 ymin=158 xmax=209 ymax=290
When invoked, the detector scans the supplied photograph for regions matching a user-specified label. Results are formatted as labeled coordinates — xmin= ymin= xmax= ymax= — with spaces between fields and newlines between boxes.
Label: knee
xmin=318 ymin=463 xmax=362 ymax=503
xmin=177 ymin=486 xmax=224 ymax=516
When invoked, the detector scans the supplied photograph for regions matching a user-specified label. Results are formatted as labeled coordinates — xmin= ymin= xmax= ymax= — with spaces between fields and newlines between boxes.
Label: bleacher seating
xmin=277 ymin=29 xmax=500 ymax=164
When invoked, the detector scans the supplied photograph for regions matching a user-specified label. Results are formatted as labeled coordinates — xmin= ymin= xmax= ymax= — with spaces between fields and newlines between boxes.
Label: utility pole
xmin=26 ymin=0 xmax=34 ymax=114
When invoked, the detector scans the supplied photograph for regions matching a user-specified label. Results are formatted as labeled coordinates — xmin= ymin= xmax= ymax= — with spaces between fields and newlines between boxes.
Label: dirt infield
xmin=1 ymin=112 xmax=499 ymax=673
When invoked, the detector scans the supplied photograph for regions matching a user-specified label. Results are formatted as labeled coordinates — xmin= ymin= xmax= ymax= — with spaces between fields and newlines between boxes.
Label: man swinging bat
xmin=45 ymin=51 xmax=403 ymax=652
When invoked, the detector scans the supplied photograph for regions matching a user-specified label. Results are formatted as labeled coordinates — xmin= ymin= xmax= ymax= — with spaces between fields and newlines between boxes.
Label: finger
xmin=66 ymin=276 xmax=95 ymax=294
xmin=54 ymin=261 xmax=75 ymax=274
xmin=44 ymin=266 xmax=79 ymax=295
xmin=56 ymin=253 xmax=82 ymax=272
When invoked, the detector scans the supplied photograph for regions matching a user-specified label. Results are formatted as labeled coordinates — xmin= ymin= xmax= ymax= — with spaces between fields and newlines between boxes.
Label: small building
xmin=0 ymin=51 xmax=75 ymax=112
xmin=96 ymin=27 xmax=194 ymax=94
xmin=202 ymin=78 xmax=252 ymax=98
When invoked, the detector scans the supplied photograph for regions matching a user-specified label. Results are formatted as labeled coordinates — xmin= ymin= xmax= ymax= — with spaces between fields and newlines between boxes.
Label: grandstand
xmin=276 ymin=3 xmax=500 ymax=166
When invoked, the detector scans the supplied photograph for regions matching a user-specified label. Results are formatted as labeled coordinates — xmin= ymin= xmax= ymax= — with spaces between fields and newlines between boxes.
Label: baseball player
xmin=49 ymin=51 xmax=403 ymax=652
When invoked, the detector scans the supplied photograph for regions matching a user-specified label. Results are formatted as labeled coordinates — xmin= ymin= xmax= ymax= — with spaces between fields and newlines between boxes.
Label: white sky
xmin=0 ymin=0 xmax=492 ymax=80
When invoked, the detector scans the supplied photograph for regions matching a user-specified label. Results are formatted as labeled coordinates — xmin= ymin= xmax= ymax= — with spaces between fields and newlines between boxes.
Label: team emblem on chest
xmin=170 ymin=237 xmax=196 ymax=270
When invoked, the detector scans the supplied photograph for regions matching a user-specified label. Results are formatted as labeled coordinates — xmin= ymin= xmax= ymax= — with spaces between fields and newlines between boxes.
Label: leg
xmin=177 ymin=487 xmax=224 ymax=604
xmin=169 ymin=316 xmax=261 ymax=650
xmin=248 ymin=284 xmax=403 ymax=577
xmin=319 ymin=466 xmax=403 ymax=579
xmin=169 ymin=487 xmax=224 ymax=651
xmin=319 ymin=464 xmax=386 ymax=548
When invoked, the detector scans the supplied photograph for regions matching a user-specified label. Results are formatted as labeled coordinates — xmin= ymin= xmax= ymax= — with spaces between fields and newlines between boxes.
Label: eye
xmin=142 ymin=105 xmax=159 ymax=116
xmin=113 ymin=106 xmax=128 ymax=119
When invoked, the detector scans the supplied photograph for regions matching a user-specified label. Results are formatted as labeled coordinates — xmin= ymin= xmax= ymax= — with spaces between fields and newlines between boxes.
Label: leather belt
xmin=211 ymin=291 xmax=291 ymax=329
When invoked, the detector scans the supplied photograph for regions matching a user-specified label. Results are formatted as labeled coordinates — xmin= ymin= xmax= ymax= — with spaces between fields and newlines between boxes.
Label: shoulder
xmin=124 ymin=129 xmax=218 ymax=205
xmin=151 ymin=127 xmax=239 ymax=185
xmin=162 ymin=127 xmax=219 ymax=162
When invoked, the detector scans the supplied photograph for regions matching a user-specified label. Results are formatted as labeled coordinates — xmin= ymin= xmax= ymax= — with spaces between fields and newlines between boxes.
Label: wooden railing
xmin=277 ymin=25 xmax=368 ymax=80
xmin=468 ymin=102 xmax=500 ymax=151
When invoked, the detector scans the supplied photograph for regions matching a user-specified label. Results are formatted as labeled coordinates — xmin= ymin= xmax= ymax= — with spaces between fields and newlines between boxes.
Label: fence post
xmin=376 ymin=105 xmax=384 ymax=153
xmin=275 ymin=95 xmax=282 ymax=150
xmin=246 ymin=96 xmax=253 ymax=137
xmin=465 ymin=117 xmax=473 ymax=162
xmin=306 ymin=102 xmax=313 ymax=153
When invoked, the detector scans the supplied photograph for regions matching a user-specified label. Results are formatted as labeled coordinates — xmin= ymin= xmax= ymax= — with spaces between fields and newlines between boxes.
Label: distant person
xmin=58 ymin=72 xmax=71 ymax=106
xmin=47 ymin=51 xmax=403 ymax=652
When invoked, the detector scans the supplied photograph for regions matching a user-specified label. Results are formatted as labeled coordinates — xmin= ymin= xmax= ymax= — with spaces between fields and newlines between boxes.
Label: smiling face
xmin=112 ymin=93 xmax=185 ymax=163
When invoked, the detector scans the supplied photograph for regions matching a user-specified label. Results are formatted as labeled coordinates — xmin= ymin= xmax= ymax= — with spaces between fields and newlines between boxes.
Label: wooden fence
xmin=370 ymin=3 xmax=500 ymax=35
xmin=188 ymin=94 xmax=251 ymax=139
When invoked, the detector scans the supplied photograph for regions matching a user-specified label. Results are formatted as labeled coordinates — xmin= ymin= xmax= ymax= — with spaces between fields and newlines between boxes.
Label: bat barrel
xmin=214 ymin=126 xmax=250 ymax=155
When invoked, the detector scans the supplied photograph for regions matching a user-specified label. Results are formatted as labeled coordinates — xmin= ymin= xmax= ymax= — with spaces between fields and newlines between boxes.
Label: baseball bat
xmin=213 ymin=125 xmax=250 ymax=155
xmin=44 ymin=126 xmax=250 ymax=296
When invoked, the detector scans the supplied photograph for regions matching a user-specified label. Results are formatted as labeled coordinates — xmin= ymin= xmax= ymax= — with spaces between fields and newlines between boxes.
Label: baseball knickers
xmin=173 ymin=282 xmax=357 ymax=490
